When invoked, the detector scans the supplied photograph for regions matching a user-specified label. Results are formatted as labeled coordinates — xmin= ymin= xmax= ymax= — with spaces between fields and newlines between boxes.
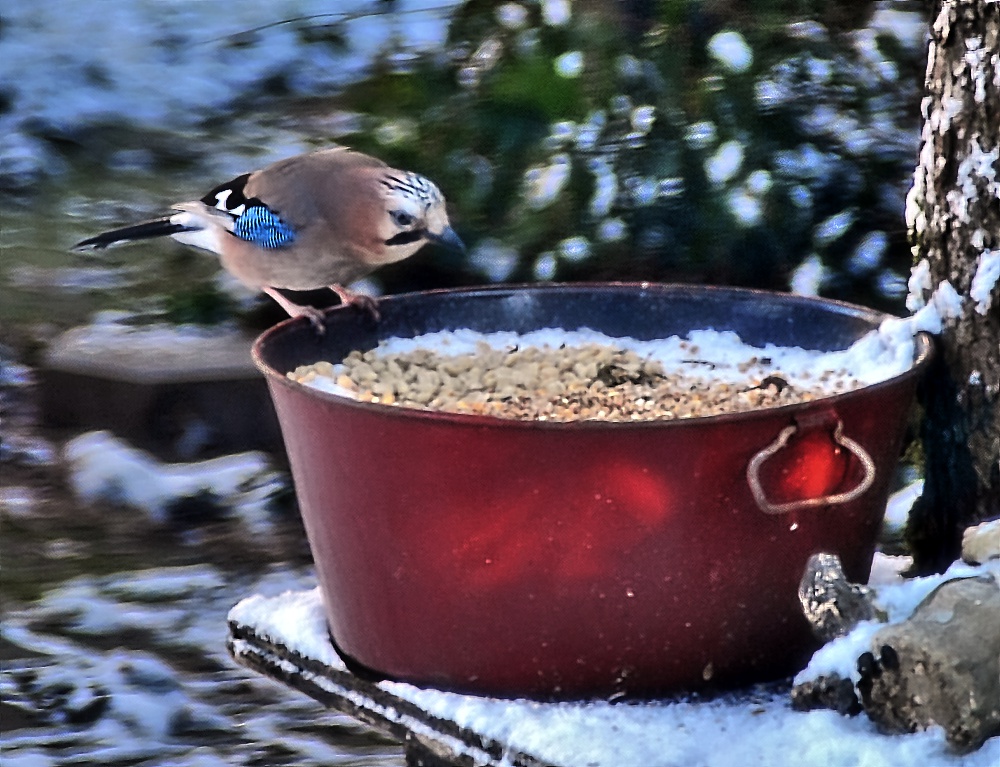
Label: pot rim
xmin=252 ymin=281 xmax=934 ymax=431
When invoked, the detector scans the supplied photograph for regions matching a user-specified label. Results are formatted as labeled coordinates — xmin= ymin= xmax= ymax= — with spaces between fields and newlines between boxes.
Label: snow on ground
xmin=796 ymin=556 xmax=1000 ymax=687
xmin=0 ymin=0 xmax=459 ymax=186
xmin=1 ymin=0 xmax=455 ymax=132
xmin=2 ymin=564 xmax=346 ymax=767
xmin=883 ymin=479 xmax=925 ymax=537
xmin=64 ymin=430 xmax=286 ymax=531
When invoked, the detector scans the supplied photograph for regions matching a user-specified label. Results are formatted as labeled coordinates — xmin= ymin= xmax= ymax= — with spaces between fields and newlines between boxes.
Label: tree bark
xmin=905 ymin=0 xmax=1000 ymax=572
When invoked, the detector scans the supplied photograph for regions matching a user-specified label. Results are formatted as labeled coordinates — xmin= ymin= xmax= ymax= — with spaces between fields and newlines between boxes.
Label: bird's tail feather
xmin=73 ymin=218 xmax=196 ymax=250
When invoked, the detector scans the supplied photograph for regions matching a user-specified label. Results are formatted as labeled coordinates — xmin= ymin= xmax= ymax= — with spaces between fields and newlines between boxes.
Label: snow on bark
xmin=971 ymin=249 xmax=1000 ymax=314
xmin=906 ymin=0 xmax=1000 ymax=572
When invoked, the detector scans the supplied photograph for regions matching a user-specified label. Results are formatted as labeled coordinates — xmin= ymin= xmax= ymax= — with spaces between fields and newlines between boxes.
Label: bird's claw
xmin=300 ymin=305 xmax=327 ymax=335
xmin=329 ymin=285 xmax=381 ymax=321
xmin=263 ymin=287 xmax=327 ymax=334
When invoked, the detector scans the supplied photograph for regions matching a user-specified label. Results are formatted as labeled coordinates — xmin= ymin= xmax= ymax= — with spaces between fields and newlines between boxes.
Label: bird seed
xmin=289 ymin=338 xmax=863 ymax=422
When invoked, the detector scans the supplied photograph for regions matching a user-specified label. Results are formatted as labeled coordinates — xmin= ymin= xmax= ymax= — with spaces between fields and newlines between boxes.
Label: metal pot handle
xmin=746 ymin=419 xmax=876 ymax=515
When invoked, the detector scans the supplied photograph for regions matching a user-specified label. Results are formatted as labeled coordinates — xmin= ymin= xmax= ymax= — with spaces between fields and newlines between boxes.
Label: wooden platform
xmin=226 ymin=586 xmax=1000 ymax=767
xmin=228 ymin=589 xmax=550 ymax=766
xmin=225 ymin=588 xmax=798 ymax=767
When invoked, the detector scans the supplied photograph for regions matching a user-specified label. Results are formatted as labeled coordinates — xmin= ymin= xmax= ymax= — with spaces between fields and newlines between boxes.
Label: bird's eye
xmin=391 ymin=210 xmax=416 ymax=228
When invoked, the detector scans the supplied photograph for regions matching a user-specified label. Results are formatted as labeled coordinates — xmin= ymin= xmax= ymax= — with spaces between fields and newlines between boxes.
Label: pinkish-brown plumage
xmin=75 ymin=147 xmax=464 ymax=329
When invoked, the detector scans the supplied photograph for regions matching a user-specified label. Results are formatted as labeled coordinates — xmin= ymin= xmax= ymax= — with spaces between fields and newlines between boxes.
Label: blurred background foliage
xmin=344 ymin=0 xmax=922 ymax=308
xmin=332 ymin=0 xmax=926 ymax=313
xmin=0 ymin=0 xmax=929 ymax=333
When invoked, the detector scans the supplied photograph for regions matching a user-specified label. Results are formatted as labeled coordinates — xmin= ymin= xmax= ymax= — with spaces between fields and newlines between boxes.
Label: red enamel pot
xmin=253 ymin=283 xmax=932 ymax=699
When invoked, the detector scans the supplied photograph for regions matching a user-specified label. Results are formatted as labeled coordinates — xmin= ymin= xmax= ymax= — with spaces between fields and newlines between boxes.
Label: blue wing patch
xmin=233 ymin=205 xmax=296 ymax=249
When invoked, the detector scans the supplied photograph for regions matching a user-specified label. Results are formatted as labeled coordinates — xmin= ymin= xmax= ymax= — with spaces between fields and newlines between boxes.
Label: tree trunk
xmin=905 ymin=0 xmax=1000 ymax=572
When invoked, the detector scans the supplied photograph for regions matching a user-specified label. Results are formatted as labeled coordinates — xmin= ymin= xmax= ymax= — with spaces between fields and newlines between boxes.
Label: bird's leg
xmin=328 ymin=284 xmax=380 ymax=320
xmin=263 ymin=287 xmax=326 ymax=334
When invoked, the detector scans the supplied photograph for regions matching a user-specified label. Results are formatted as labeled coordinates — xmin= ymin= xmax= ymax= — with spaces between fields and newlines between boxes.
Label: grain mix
xmin=289 ymin=338 xmax=861 ymax=422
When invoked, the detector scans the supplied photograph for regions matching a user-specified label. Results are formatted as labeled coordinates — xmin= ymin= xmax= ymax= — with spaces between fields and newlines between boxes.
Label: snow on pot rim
xmin=251 ymin=282 xmax=933 ymax=698
xmin=287 ymin=328 xmax=908 ymax=424
xmin=254 ymin=282 xmax=933 ymax=430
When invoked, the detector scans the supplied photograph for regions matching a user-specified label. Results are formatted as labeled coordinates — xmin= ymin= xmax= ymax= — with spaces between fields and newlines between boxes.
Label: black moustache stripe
xmin=385 ymin=230 xmax=425 ymax=246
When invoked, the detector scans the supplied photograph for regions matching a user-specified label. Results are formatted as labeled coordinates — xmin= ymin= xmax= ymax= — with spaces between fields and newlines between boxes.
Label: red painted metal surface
xmin=253 ymin=284 xmax=932 ymax=699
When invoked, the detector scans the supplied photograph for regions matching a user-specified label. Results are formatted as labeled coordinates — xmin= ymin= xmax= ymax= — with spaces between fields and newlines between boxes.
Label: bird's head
xmin=377 ymin=172 xmax=465 ymax=261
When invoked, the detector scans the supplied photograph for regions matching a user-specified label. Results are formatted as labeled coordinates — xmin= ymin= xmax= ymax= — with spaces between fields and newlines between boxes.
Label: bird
xmin=74 ymin=147 xmax=465 ymax=330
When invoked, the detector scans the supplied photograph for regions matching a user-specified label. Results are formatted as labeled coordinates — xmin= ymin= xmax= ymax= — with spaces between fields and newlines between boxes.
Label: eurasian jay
xmin=75 ymin=147 xmax=465 ymax=329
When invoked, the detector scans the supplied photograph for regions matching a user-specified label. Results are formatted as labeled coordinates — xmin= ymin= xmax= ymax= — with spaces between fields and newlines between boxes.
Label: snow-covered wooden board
xmin=227 ymin=594 xmax=547 ymax=767
xmin=226 ymin=584 xmax=999 ymax=767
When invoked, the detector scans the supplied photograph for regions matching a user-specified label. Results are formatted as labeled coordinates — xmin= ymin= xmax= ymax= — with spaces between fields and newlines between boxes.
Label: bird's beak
xmin=427 ymin=226 xmax=466 ymax=254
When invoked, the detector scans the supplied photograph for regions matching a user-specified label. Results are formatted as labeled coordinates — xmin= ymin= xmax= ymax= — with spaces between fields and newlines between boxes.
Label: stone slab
xmin=40 ymin=324 xmax=282 ymax=458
